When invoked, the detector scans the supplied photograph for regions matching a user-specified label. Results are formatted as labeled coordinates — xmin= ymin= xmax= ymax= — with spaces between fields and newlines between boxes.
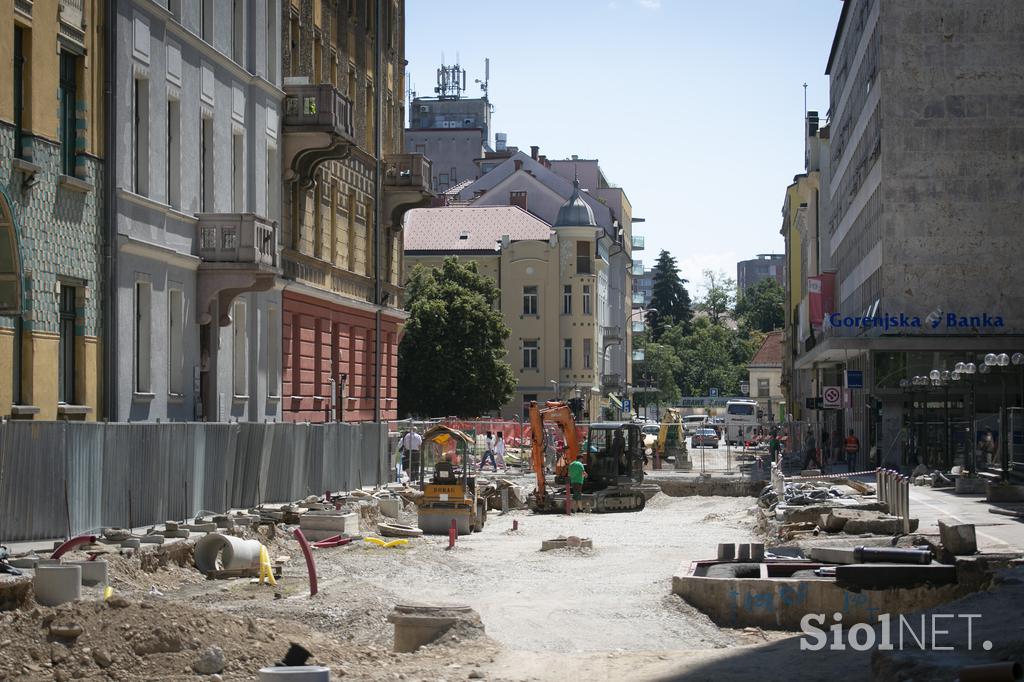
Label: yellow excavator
xmin=527 ymin=401 xmax=647 ymax=513
xmin=654 ymin=407 xmax=691 ymax=471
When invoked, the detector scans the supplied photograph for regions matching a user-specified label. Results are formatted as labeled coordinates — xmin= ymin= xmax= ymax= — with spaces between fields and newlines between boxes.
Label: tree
xmin=698 ymin=269 xmax=736 ymax=326
xmin=662 ymin=318 xmax=762 ymax=397
xmin=736 ymin=278 xmax=785 ymax=333
xmin=398 ymin=258 xmax=516 ymax=417
xmin=647 ymin=250 xmax=692 ymax=340
xmin=632 ymin=339 xmax=682 ymax=415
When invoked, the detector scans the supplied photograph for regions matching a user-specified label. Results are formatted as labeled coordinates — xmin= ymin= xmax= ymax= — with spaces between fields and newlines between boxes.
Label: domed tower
xmin=553 ymin=177 xmax=603 ymax=419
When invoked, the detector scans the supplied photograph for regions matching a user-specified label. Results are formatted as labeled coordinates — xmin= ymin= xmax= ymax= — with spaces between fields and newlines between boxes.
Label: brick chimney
xmin=530 ymin=145 xmax=539 ymax=161
xmin=509 ymin=191 xmax=528 ymax=211
xmin=514 ymin=159 xmax=523 ymax=171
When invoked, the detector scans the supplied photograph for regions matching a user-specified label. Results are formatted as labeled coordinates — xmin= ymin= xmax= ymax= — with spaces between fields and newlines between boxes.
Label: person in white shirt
xmin=480 ymin=431 xmax=497 ymax=472
xmin=493 ymin=432 xmax=506 ymax=470
xmin=400 ymin=430 xmax=423 ymax=480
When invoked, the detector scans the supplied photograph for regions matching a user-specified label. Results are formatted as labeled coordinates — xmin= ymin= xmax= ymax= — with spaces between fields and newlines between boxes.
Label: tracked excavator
xmin=527 ymin=400 xmax=648 ymax=513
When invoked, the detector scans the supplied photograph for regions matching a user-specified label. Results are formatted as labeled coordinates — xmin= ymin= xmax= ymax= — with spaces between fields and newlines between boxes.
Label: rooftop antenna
xmin=475 ymin=57 xmax=490 ymax=99
xmin=435 ymin=59 xmax=466 ymax=100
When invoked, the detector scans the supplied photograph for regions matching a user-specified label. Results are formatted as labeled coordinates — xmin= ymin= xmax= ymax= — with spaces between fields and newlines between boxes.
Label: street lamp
xmin=985 ymin=352 xmax=1013 ymax=482
xmin=930 ymin=369 xmax=953 ymax=469
xmin=549 ymin=379 xmax=560 ymax=402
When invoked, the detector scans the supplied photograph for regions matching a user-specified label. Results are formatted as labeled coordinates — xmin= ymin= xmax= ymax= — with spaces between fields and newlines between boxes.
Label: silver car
xmin=691 ymin=428 xmax=720 ymax=448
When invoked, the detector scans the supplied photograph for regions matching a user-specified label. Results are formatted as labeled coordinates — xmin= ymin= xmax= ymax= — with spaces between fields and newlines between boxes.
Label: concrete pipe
xmin=258 ymin=667 xmax=331 ymax=681
xmin=749 ymin=543 xmax=765 ymax=561
xmin=388 ymin=604 xmax=476 ymax=653
xmin=64 ymin=560 xmax=108 ymax=586
xmin=194 ymin=533 xmax=263 ymax=573
xmin=737 ymin=544 xmax=751 ymax=561
xmin=34 ymin=564 xmax=82 ymax=607
xmin=717 ymin=543 xmax=736 ymax=561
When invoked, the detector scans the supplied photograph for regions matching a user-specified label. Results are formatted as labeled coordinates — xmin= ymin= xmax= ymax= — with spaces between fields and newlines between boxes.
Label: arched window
xmin=0 ymin=190 xmax=21 ymax=314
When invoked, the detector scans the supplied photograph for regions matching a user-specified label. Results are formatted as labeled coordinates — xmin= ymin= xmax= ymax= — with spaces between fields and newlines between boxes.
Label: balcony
xmin=58 ymin=0 xmax=85 ymax=48
xmin=282 ymin=82 xmax=356 ymax=189
xmin=631 ymin=260 xmax=644 ymax=276
xmin=632 ymin=292 xmax=645 ymax=308
xmin=632 ymin=235 xmax=645 ymax=250
xmin=632 ymin=320 xmax=646 ymax=333
xmin=602 ymin=325 xmax=623 ymax=346
xmin=196 ymin=213 xmax=280 ymax=326
xmin=383 ymin=153 xmax=435 ymax=228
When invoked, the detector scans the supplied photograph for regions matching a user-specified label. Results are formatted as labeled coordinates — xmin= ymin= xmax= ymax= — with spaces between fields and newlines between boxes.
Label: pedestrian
xmin=769 ymin=428 xmax=781 ymax=466
xmin=844 ymin=429 xmax=860 ymax=472
xmin=479 ymin=431 xmax=497 ymax=472
xmin=568 ymin=456 xmax=587 ymax=511
xmin=803 ymin=429 xmax=818 ymax=470
xmin=400 ymin=429 xmax=423 ymax=481
xmin=494 ymin=432 xmax=506 ymax=470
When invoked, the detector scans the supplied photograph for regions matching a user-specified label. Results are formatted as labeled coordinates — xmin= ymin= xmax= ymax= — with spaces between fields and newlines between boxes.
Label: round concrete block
xmin=717 ymin=543 xmax=735 ymax=561
xmin=737 ymin=544 xmax=751 ymax=561
xmin=258 ymin=667 xmax=331 ymax=681
xmin=749 ymin=543 xmax=765 ymax=561
xmin=388 ymin=604 xmax=476 ymax=653
xmin=34 ymin=564 xmax=82 ymax=607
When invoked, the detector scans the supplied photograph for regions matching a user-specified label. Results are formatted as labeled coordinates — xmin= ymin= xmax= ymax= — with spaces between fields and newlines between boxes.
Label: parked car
xmin=691 ymin=428 xmax=720 ymax=448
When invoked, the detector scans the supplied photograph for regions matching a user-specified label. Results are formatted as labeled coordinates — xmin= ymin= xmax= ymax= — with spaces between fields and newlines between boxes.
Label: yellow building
xmin=405 ymin=183 xmax=611 ymax=420
xmin=0 ymin=0 xmax=105 ymax=420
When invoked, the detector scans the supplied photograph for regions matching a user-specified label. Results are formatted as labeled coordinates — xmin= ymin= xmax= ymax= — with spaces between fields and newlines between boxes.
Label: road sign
xmin=845 ymin=370 xmax=864 ymax=389
xmin=710 ymin=388 xmax=719 ymax=398
xmin=822 ymin=386 xmax=842 ymax=409
xmin=622 ymin=399 xmax=631 ymax=412
xmin=739 ymin=381 xmax=749 ymax=396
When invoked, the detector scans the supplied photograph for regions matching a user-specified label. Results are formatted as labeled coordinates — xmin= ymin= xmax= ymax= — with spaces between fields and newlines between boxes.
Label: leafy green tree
xmin=398 ymin=258 xmax=516 ymax=417
xmin=632 ymin=339 xmax=682 ymax=415
xmin=698 ymin=270 xmax=736 ymax=326
xmin=736 ymin=278 xmax=785 ymax=333
xmin=661 ymin=318 xmax=762 ymax=397
xmin=647 ymin=250 xmax=693 ymax=340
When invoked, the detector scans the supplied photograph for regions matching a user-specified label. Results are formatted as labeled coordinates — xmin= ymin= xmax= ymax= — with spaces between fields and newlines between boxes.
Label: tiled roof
xmin=403 ymin=206 xmax=552 ymax=252
xmin=749 ymin=330 xmax=784 ymax=367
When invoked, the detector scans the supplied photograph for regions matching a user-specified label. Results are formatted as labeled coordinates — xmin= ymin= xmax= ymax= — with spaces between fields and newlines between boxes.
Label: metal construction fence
xmin=0 ymin=420 xmax=387 ymax=542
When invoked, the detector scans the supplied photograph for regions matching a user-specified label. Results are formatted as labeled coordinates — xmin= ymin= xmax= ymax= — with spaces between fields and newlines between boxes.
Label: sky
xmin=405 ymin=0 xmax=843 ymax=296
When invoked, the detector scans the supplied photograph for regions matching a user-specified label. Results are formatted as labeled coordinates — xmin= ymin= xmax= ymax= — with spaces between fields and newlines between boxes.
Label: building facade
xmin=748 ymin=330 xmax=784 ymax=423
xmin=110 ymin=0 xmax=283 ymax=422
xmin=737 ymin=253 xmax=785 ymax=298
xmin=404 ymin=197 xmax=612 ymax=421
xmin=278 ymin=0 xmax=430 ymax=423
xmin=786 ymin=0 xmax=1024 ymax=468
xmin=0 ymin=0 xmax=105 ymax=421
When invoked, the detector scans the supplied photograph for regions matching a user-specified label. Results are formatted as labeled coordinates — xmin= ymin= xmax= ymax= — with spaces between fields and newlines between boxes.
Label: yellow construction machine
xmin=654 ymin=407 xmax=691 ymax=470
xmin=415 ymin=425 xmax=487 ymax=536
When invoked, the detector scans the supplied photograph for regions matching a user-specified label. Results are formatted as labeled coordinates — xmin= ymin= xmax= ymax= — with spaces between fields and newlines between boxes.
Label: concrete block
xmin=163 ymin=530 xmax=191 ymax=539
xmin=716 ymin=543 xmax=735 ymax=560
xmin=299 ymin=512 xmax=359 ymax=541
xmin=378 ymin=498 xmax=402 ymax=519
xmin=184 ymin=523 xmax=217 ymax=533
xmin=64 ymin=560 xmax=108 ymax=586
xmin=819 ymin=509 xmax=888 ymax=533
xmin=938 ymin=519 xmax=977 ymax=555
xmin=986 ymin=483 xmax=1024 ymax=503
xmin=955 ymin=477 xmax=987 ymax=494
xmin=844 ymin=517 xmax=905 ymax=535
xmin=808 ymin=547 xmax=859 ymax=564
xmin=140 ymin=535 xmax=165 ymax=545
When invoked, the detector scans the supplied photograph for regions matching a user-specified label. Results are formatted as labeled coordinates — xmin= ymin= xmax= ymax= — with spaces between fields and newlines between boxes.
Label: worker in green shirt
xmin=568 ymin=457 xmax=587 ymax=508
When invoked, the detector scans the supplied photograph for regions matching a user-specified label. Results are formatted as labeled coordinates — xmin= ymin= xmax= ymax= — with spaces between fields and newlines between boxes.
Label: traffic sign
xmin=710 ymin=388 xmax=719 ymax=397
xmin=622 ymin=399 xmax=631 ymax=412
xmin=822 ymin=386 xmax=842 ymax=409
xmin=845 ymin=370 xmax=864 ymax=389
xmin=739 ymin=381 xmax=749 ymax=396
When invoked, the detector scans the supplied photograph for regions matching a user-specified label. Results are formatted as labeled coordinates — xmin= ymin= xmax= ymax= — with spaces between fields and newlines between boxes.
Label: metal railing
xmin=282 ymin=83 xmax=355 ymax=141
xmin=631 ymin=235 xmax=645 ymax=250
xmin=384 ymin=153 xmax=432 ymax=190
xmin=198 ymin=213 xmax=277 ymax=266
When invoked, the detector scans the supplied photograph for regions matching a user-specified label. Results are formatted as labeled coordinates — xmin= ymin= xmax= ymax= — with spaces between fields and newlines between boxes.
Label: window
xmin=232 ymin=132 xmax=244 ymax=212
xmin=169 ymin=0 xmax=181 ymax=19
xmin=562 ymin=285 xmax=572 ymax=315
xmin=134 ymin=281 xmax=152 ymax=393
xmin=232 ymin=0 xmax=244 ymax=64
xmin=522 ymin=340 xmax=538 ymax=370
xmin=266 ymin=0 xmax=277 ymax=82
xmin=59 ymin=51 xmax=78 ymax=176
xmin=757 ymin=378 xmax=770 ymax=398
xmin=168 ymin=289 xmax=184 ymax=395
xmin=200 ymin=117 xmax=213 ymax=211
xmin=583 ymin=338 xmax=592 ymax=369
xmin=167 ymin=99 xmax=180 ymax=208
xmin=522 ymin=286 xmax=538 ymax=316
xmin=267 ymin=306 xmax=280 ymax=397
xmin=59 ymin=285 xmax=77 ymax=402
xmin=563 ymin=339 xmax=572 ymax=369
xmin=11 ymin=316 xmax=22 ymax=404
xmin=132 ymin=78 xmax=150 ymax=194
xmin=576 ymin=241 xmax=591 ymax=274
xmin=202 ymin=0 xmax=214 ymax=43
xmin=232 ymin=300 xmax=248 ymax=396
xmin=582 ymin=285 xmax=592 ymax=314
xmin=288 ymin=16 xmax=299 ymax=77
xmin=13 ymin=27 xmax=26 ymax=160
xmin=266 ymin=144 xmax=278 ymax=221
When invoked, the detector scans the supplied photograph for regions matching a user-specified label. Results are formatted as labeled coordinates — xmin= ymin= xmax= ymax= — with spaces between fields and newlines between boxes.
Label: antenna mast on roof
xmin=435 ymin=60 xmax=466 ymax=100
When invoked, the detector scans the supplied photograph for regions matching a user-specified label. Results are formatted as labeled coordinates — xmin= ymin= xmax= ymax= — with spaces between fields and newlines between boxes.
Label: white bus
xmin=724 ymin=399 xmax=758 ymax=445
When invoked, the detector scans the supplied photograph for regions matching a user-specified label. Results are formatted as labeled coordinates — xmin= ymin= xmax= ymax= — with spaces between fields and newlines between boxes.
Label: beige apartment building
xmin=405 ymin=184 xmax=611 ymax=420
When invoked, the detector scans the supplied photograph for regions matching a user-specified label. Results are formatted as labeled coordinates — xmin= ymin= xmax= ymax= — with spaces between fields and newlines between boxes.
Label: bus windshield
xmin=726 ymin=403 xmax=755 ymax=416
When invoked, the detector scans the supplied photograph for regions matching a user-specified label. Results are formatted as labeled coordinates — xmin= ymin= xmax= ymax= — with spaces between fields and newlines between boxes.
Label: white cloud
xmin=635 ymin=0 xmax=661 ymax=8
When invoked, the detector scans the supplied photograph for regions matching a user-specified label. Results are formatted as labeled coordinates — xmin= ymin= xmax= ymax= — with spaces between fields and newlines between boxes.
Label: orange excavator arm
xmin=528 ymin=401 xmax=582 ymax=504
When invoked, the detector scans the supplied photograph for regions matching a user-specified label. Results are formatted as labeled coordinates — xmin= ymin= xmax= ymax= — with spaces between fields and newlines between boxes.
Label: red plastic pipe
xmin=51 ymin=534 xmax=97 ymax=561
xmin=447 ymin=519 xmax=456 ymax=549
xmin=292 ymin=529 xmax=318 ymax=597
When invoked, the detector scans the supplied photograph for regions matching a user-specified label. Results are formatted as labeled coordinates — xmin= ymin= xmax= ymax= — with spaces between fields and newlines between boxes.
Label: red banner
xmin=808 ymin=272 xmax=836 ymax=329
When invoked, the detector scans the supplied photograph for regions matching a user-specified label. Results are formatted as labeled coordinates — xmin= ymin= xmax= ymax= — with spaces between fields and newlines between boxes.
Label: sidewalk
xmin=908 ymin=483 xmax=1024 ymax=553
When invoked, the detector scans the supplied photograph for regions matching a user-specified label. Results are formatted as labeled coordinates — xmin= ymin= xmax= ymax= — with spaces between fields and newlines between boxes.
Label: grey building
xmin=110 ymin=0 xmax=283 ymax=422
xmin=736 ymin=254 xmax=784 ymax=297
xmin=791 ymin=0 xmax=1024 ymax=468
